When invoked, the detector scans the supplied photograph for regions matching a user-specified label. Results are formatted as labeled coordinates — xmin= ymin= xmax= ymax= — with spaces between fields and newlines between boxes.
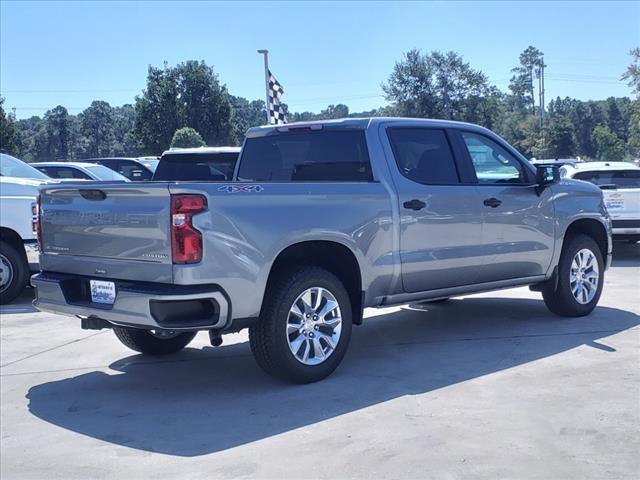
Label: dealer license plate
xmin=90 ymin=280 xmax=116 ymax=305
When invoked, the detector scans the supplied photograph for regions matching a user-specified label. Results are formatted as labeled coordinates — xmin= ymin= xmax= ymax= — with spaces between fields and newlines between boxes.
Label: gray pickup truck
xmin=33 ymin=118 xmax=612 ymax=383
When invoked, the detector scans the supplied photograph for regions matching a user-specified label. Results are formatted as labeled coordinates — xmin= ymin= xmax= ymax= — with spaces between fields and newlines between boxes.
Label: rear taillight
xmin=171 ymin=194 xmax=207 ymax=264
xmin=32 ymin=196 xmax=42 ymax=252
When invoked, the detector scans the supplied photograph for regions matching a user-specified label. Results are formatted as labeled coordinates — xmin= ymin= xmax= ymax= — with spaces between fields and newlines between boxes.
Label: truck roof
xmin=31 ymin=161 xmax=102 ymax=168
xmin=564 ymin=161 xmax=640 ymax=173
xmin=163 ymin=146 xmax=241 ymax=155
xmin=245 ymin=117 xmax=493 ymax=138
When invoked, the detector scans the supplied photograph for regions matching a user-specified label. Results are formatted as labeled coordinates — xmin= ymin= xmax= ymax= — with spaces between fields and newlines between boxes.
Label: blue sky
xmin=1 ymin=1 xmax=638 ymax=119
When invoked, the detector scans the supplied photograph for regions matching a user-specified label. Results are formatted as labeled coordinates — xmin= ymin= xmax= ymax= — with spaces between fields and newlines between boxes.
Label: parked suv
xmin=33 ymin=118 xmax=612 ymax=383
xmin=561 ymin=161 xmax=639 ymax=243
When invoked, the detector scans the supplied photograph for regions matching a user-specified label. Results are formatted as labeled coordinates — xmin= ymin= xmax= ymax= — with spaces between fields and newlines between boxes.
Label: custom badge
xmin=218 ymin=185 xmax=264 ymax=193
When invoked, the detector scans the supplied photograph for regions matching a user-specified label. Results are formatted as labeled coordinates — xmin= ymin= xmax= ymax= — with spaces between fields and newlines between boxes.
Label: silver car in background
xmin=31 ymin=162 xmax=130 ymax=182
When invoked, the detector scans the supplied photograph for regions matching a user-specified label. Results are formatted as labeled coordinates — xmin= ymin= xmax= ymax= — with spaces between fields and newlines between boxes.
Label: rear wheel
xmin=0 ymin=240 xmax=29 ymax=305
xmin=542 ymin=234 xmax=604 ymax=317
xmin=113 ymin=327 xmax=196 ymax=355
xmin=249 ymin=267 xmax=352 ymax=383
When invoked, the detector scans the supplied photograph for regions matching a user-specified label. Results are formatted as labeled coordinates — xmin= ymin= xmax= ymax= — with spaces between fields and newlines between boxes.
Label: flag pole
xmin=257 ymin=49 xmax=270 ymax=124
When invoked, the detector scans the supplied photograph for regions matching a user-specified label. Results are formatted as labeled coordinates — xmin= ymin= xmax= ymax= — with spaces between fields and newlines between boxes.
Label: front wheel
xmin=113 ymin=327 xmax=196 ymax=355
xmin=249 ymin=267 xmax=352 ymax=383
xmin=542 ymin=234 xmax=604 ymax=317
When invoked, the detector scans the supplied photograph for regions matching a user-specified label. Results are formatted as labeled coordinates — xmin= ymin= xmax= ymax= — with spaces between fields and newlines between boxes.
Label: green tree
xmin=605 ymin=97 xmax=627 ymax=141
xmin=79 ymin=101 xmax=115 ymax=158
xmin=592 ymin=125 xmax=625 ymax=160
xmin=382 ymin=49 xmax=492 ymax=122
xmin=498 ymin=112 xmax=540 ymax=158
xmin=134 ymin=61 xmax=234 ymax=154
xmin=134 ymin=63 xmax=180 ymax=154
xmin=170 ymin=127 xmax=205 ymax=148
xmin=567 ymin=101 xmax=604 ymax=158
xmin=621 ymin=47 xmax=640 ymax=96
xmin=111 ymin=104 xmax=138 ymax=155
xmin=42 ymin=105 xmax=73 ymax=160
xmin=0 ymin=97 xmax=16 ymax=153
xmin=627 ymin=100 xmax=640 ymax=157
xmin=320 ymin=104 xmax=349 ymax=119
xmin=509 ymin=46 xmax=544 ymax=114
xmin=230 ymin=96 xmax=265 ymax=144
xmin=533 ymin=116 xmax=575 ymax=158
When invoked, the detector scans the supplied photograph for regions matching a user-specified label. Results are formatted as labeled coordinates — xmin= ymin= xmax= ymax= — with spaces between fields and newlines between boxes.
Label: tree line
xmin=1 ymin=48 xmax=639 ymax=162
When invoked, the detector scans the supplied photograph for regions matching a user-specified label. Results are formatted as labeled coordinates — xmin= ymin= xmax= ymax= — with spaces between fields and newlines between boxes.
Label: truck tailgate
xmin=39 ymin=183 xmax=173 ymax=283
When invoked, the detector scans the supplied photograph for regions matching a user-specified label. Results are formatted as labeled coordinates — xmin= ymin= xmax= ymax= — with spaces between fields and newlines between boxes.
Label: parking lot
xmin=0 ymin=243 xmax=638 ymax=479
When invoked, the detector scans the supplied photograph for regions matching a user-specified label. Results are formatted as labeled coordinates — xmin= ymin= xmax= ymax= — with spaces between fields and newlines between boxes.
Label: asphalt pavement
xmin=1 ymin=243 xmax=638 ymax=479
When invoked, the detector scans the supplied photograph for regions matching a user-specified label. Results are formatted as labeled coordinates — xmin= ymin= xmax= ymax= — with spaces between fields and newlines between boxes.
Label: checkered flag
xmin=268 ymin=70 xmax=286 ymax=125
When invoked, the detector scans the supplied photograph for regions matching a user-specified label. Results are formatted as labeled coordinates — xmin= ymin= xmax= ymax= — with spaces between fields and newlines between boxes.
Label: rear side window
xmin=153 ymin=153 xmax=239 ymax=181
xmin=387 ymin=128 xmax=459 ymax=184
xmin=238 ymin=130 xmax=372 ymax=182
xmin=574 ymin=170 xmax=640 ymax=189
xmin=37 ymin=166 xmax=91 ymax=180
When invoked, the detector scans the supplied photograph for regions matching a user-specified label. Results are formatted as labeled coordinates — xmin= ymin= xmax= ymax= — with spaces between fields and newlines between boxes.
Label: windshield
xmin=0 ymin=153 xmax=50 ymax=180
xmin=574 ymin=169 xmax=640 ymax=189
xmin=138 ymin=158 xmax=159 ymax=172
xmin=86 ymin=165 xmax=129 ymax=181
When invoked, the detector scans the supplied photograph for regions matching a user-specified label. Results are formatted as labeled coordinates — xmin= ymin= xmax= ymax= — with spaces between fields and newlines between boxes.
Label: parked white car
xmin=561 ymin=161 xmax=640 ymax=242
xmin=0 ymin=153 xmax=49 ymax=303
xmin=31 ymin=162 xmax=129 ymax=182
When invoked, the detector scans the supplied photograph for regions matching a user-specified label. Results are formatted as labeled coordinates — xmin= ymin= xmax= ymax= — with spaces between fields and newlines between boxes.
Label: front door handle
xmin=403 ymin=199 xmax=426 ymax=211
xmin=483 ymin=197 xmax=502 ymax=208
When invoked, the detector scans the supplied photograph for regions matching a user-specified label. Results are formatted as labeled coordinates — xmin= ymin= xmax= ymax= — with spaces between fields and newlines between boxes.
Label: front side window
xmin=387 ymin=128 xmax=459 ymax=184
xmin=461 ymin=132 xmax=528 ymax=184
xmin=238 ymin=130 xmax=372 ymax=182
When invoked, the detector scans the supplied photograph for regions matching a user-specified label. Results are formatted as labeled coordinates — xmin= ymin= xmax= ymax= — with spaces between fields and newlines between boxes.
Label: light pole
xmin=257 ymin=49 xmax=270 ymax=124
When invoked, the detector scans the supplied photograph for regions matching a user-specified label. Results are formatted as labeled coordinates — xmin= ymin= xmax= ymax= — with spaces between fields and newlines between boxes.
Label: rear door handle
xmin=403 ymin=199 xmax=426 ymax=211
xmin=483 ymin=197 xmax=502 ymax=208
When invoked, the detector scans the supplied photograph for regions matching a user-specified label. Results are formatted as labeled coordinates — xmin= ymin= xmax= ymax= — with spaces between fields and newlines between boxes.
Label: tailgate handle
xmin=79 ymin=189 xmax=107 ymax=201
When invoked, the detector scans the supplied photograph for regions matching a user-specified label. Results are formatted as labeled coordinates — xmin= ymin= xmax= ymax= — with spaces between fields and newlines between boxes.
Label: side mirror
xmin=536 ymin=165 xmax=559 ymax=191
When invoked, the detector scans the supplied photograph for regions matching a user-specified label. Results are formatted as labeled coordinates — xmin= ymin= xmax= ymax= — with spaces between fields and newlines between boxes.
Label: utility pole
xmin=257 ymin=49 xmax=270 ymax=125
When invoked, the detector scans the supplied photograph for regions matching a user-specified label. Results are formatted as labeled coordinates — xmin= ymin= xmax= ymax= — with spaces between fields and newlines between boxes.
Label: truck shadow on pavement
xmin=26 ymin=295 xmax=639 ymax=457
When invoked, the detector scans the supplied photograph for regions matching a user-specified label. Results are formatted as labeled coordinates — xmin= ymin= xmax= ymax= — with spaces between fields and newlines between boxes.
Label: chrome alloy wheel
xmin=0 ymin=253 xmax=13 ymax=293
xmin=286 ymin=287 xmax=343 ymax=366
xmin=570 ymin=248 xmax=599 ymax=305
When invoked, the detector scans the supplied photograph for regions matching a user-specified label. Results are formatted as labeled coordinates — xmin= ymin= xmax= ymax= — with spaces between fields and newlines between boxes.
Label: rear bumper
xmin=612 ymin=219 xmax=640 ymax=236
xmin=32 ymin=272 xmax=230 ymax=331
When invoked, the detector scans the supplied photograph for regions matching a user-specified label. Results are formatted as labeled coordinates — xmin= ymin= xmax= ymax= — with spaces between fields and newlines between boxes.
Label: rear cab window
xmin=574 ymin=170 xmax=640 ymax=189
xmin=238 ymin=129 xmax=372 ymax=182
xmin=153 ymin=152 xmax=239 ymax=181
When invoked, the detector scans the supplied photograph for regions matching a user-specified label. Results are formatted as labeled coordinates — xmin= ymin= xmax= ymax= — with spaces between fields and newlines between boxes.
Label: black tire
xmin=113 ymin=327 xmax=196 ymax=355
xmin=542 ymin=234 xmax=604 ymax=317
xmin=249 ymin=266 xmax=353 ymax=384
xmin=0 ymin=240 xmax=29 ymax=305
